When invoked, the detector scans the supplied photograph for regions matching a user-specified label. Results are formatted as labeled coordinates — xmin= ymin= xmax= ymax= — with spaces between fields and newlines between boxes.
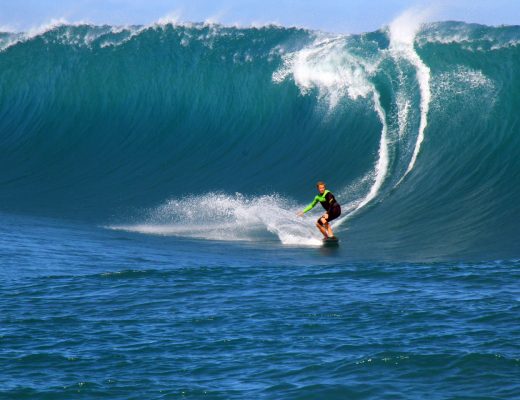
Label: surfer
xmin=297 ymin=182 xmax=341 ymax=239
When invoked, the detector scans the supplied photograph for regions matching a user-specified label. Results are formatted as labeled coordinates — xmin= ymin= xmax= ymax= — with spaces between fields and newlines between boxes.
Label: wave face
xmin=1 ymin=21 xmax=520 ymax=259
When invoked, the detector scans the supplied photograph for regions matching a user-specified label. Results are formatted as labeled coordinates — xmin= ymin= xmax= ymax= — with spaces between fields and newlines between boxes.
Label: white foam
xmin=0 ymin=18 xmax=70 ymax=52
xmin=99 ymin=25 xmax=148 ymax=48
xmin=273 ymin=35 xmax=375 ymax=108
xmin=447 ymin=67 xmax=494 ymax=90
xmin=25 ymin=18 xmax=70 ymax=38
xmin=155 ymin=11 xmax=183 ymax=26
xmin=0 ymin=18 xmax=134 ymax=51
xmin=109 ymin=193 xmax=323 ymax=246
xmin=396 ymin=91 xmax=412 ymax=138
xmin=0 ymin=15 xmax=220 ymax=52
xmin=420 ymin=31 xmax=469 ymax=45
xmin=490 ymin=40 xmax=520 ymax=50
xmin=388 ymin=9 xmax=432 ymax=184
xmin=1 ymin=17 xmax=305 ymax=53
xmin=431 ymin=66 xmax=496 ymax=114
xmin=335 ymin=91 xmax=389 ymax=225
xmin=418 ymin=24 xmax=520 ymax=51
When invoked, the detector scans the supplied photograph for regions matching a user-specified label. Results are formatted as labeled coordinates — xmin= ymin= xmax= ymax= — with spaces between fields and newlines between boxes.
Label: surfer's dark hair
xmin=316 ymin=181 xmax=326 ymax=188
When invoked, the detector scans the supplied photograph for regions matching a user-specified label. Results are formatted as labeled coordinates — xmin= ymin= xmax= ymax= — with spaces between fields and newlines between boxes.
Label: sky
xmin=0 ymin=0 xmax=519 ymax=33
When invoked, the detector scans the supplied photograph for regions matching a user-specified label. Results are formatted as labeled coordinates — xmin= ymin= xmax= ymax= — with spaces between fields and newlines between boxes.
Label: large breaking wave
xmin=1 ymin=18 xmax=519 ymax=258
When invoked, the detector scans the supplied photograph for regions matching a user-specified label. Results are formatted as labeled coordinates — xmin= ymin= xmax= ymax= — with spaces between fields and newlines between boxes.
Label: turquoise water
xmin=1 ymin=21 xmax=520 ymax=398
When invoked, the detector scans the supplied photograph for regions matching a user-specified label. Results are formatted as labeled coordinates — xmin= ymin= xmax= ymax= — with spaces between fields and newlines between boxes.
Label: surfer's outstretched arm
xmin=297 ymin=196 xmax=319 ymax=216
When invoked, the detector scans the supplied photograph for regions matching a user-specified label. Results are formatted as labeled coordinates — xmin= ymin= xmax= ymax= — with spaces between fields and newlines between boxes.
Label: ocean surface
xmin=1 ymin=18 xmax=519 ymax=399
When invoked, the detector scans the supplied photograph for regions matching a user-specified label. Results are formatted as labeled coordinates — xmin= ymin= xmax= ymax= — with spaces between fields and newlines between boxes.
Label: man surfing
xmin=297 ymin=182 xmax=341 ymax=239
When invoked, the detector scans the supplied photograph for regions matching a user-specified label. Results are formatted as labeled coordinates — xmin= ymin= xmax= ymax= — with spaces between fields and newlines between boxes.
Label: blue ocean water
xmin=1 ymin=19 xmax=520 ymax=399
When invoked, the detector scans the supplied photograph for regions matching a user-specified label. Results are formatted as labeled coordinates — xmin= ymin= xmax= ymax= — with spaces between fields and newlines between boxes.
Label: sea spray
xmin=110 ymin=193 xmax=322 ymax=245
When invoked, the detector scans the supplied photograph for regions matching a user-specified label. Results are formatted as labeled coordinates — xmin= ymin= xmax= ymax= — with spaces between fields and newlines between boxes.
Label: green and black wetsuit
xmin=303 ymin=190 xmax=341 ymax=226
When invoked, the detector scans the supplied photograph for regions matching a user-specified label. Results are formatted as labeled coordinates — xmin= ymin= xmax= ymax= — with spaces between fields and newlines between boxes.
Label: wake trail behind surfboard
xmin=107 ymin=192 xmax=326 ymax=246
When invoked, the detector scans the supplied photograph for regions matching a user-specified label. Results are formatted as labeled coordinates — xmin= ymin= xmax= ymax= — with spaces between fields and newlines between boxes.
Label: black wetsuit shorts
xmin=317 ymin=204 xmax=341 ymax=226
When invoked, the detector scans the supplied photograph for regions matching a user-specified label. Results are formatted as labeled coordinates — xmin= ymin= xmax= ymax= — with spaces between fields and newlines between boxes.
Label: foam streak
xmin=389 ymin=10 xmax=432 ymax=184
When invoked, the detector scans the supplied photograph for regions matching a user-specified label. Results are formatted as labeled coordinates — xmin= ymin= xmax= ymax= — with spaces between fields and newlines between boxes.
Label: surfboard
xmin=322 ymin=236 xmax=339 ymax=246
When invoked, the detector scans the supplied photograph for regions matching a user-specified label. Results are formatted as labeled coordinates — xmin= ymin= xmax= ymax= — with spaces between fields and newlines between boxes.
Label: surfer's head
xmin=316 ymin=181 xmax=326 ymax=194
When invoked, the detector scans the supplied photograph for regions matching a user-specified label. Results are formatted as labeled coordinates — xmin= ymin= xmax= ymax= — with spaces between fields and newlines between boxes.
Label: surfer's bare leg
xmin=324 ymin=222 xmax=334 ymax=238
xmin=317 ymin=216 xmax=331 ymax=238
xmin=316 ymin=222 xmax=329 ymax=238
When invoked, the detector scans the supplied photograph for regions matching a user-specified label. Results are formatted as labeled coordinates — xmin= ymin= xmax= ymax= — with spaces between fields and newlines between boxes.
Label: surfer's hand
xmin=297 ymin=211 xmax=304 ymax=217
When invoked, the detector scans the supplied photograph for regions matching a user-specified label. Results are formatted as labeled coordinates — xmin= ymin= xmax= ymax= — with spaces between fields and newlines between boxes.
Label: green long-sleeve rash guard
xmin=303 ymin=190 xmax=338 ymax=213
